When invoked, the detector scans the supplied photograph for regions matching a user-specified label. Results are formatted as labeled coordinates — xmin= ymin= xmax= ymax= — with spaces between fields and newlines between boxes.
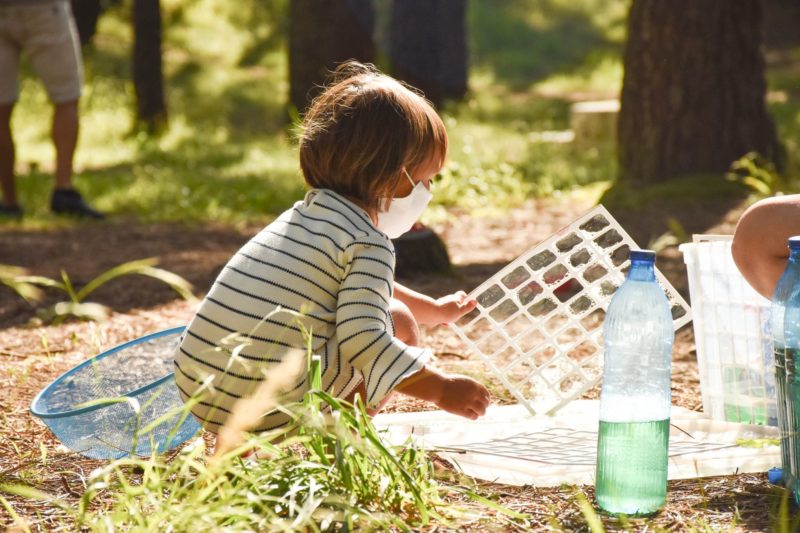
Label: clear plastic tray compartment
xmin=451 ymin=205 xmax=692 ymax=415
xmin=681 ymin=236 xmax=777 ymax=426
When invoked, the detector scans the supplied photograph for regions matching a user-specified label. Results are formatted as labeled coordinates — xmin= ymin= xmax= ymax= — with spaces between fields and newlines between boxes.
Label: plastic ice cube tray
xmin=449 ymin=205 xmax=692 ymax=415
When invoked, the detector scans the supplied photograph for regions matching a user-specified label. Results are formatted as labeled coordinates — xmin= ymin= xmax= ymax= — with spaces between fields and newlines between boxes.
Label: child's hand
xmin=436 ymin=374 xmax=491 ymax=420
xmin=434 ymin=291 xmax=477 ymax=324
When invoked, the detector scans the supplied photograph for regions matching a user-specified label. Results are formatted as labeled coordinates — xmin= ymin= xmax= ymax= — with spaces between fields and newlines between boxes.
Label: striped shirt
xmin=174 ymin=189 xmax=431 ymax=432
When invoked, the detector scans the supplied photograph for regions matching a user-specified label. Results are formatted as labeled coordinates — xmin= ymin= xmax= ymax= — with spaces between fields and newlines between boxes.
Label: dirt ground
xmin=1 ymin=192 xmax=795 ymax=531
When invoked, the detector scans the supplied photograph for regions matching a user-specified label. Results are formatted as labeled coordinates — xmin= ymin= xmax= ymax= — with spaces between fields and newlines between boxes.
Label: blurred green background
xmin=7 ymin=0 xmax=799 ymax=228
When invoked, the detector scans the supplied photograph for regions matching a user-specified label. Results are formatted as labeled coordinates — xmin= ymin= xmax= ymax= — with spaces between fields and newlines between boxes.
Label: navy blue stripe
xmin=383 ymin=354 xmax=424 ymax=399
xmin=347 ymin=335 xmax=388 ymax=365
xmin=337 ymin=315 xmax=385 ymax=327
xmin=186 ymin=413 xmax=224 ymax=428
xmin=175 ymin=381 xmax=233 ymax=414
xmin=197 ymin=304 xmax=328 ymax=340
xmin=368 ymin=348 xmax=408 ymax=404
xmin=257 ymin=231 xmax=344 ymax=274
xmin=322 ymin=341 xmax=340 ymax=392
xmin=179 ymin=345 xmax=273 ymax=380
xmin=338 ymin=300 xmax=389 ymax=316
xmin=204 ymin=295 xmax=329 ymax=339
xmin=186 ymin=409 xmax=292 ymax=433
xmin=315 ymin=201 xmax=371 ymax=237
xmin=344 ymin=239 xmax=395 ymax=257
xmin=251 ymin=240 xmax=341 ymax=284
xmin=237 ymin=252 xmax=338 ymax=300
xmin=215 ymin=282 xmax=335 ymax=325
xmin=323 ymin=193 xmax=375 ymax=230
xmin=195 ymin=312 xmax=300 ymax=354
xmin=352 ymin=255 xmax=394 ymax=273
xmin=338 ymin=328 xmax=384 ymax=348
xmin=274 ymin=219 xmax=345 ymax=252
xmin=293 ymin=209 xmax=357 ymax=240
xmin=346 ymin=270 xmax=393 ymax=292
xmin=339 ymin=286 xmax=389 ymax=306
xmin=174 ymin=360 xmax=243 ymax=399
xmin=224 ymin=264 xmax=333 ymax=313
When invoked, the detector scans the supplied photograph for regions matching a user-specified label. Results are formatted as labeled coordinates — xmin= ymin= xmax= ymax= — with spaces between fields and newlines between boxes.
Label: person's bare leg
xmin=52 ymin=100 xmax=78 ymax=190
xmin=0 ymin=103 xmax=17 ymax=207
xmin=50 ymin=99 xmax=103 ymax=218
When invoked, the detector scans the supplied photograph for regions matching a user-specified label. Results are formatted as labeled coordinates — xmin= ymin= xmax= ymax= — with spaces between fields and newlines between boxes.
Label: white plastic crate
xmin=449 ymin=205 xmax=691 ymax=416
xmin=680 ymin=236 xmax=777 ymax=426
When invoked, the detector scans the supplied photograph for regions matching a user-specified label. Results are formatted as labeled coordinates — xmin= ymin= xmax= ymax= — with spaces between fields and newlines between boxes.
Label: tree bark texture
xmin=70 ymin=0 xmax=103 ymax=46
xmin=289 ymin=0 xmax=374 ymax=113
xmin=133 ymin=0 xmax=167 ymax=130
xmin=390 ymin=0 xmax=468 ymax=107
xmin=618 ymin=0 xmax=781 ymax=186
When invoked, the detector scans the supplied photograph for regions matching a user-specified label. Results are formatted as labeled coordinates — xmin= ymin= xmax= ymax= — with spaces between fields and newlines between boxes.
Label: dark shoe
xmin=51 ymin=188 xmax=105 ymax=219
xmin=0 ymin=203 xmax=23 ymax=219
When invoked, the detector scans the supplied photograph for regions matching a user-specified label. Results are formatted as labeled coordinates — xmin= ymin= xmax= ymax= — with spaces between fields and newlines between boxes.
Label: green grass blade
xmin=60 ymin=270 xmax=79 ymax=302
xmin=575 ymin=491 xmax=605 ymax=533
xmin=137 ymin=266 xmax=196 ymax=301
xmin=14 ymin=274 xmax=67 ymax=292
xmin=74 ymin=258 xmax=158 ymax=301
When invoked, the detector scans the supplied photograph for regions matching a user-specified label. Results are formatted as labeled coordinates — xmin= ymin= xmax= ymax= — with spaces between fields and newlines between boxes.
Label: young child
xmin=174 ymin=61 xmax=491 ymax=436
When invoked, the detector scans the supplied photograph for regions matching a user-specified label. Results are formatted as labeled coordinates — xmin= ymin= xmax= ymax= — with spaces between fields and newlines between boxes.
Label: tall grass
xmin=71 ymin=362 xmax=451 ymax=531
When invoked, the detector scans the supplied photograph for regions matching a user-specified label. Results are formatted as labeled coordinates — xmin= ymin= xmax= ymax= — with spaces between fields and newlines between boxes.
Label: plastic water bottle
xmin=777 ymin=236 xmax=800 ymax=501
xmin=595 ymin=249 xmax=674 ymax=515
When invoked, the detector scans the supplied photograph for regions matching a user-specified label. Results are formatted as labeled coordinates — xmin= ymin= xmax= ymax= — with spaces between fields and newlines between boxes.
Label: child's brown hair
xmin=299 ymin=61 xmax=448 ymax=210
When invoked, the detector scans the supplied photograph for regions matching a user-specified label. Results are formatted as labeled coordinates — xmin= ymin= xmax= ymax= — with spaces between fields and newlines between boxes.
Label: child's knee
xmin=389 ymin=298 xmax=420 ymax=346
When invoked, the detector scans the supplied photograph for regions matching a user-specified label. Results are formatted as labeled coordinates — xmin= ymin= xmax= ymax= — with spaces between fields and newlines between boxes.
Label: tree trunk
xmin=389 ymin=0 xmax=468 ymax=107
xmin=288 ymin=0 xmax=374 ymax=113
xmin=133 ymin=0 xmax=167 ymax=131
xmin=618 ymin=0 xmax=781 ymax=186
xmin=763 ymin=0 xmax=800 ymax=50
xmin=70 ymin=0 xmax=103 ymax=46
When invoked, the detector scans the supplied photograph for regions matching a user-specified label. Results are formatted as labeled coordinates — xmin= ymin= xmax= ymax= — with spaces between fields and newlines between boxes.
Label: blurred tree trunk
xmin=389 ymin=0 xmax=468 ymax=107
xmin=618 ymin=0 xmax=781 ymax=186
xmin=133 ymin=0 xmax=167 ymax=131
xmin=388 ymin=1 xmax=463 ymax=271
xmin=289 ymin=0 xmax=374 ymax=113
xmin=763 ymin=0 xmax=800 ymax=50
xmin=70 ymin=0 xmax=103 ymax=46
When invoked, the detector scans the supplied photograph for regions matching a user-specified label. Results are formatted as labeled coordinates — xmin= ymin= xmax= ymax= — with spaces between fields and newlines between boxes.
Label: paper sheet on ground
xmin=374 ymin=400 xmax=779 ymax=486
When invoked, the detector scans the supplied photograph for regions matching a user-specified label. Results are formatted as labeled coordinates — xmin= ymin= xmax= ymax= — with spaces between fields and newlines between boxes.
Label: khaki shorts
xmin=0 ymin=1 xmax=83 ymax=105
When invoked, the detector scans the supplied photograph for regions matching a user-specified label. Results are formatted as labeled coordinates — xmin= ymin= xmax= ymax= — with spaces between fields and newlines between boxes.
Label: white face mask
xmin=377 ymin=169 xmax=433 ymax=238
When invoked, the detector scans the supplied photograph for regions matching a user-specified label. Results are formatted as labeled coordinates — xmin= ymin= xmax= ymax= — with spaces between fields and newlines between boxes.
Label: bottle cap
xmin=629 ymin=249 xmax=656 ymax=263
xmin=768 ymin=467 xmax=783 ymax=485
xmin=789 ymin=236 xmax=800 ymax=251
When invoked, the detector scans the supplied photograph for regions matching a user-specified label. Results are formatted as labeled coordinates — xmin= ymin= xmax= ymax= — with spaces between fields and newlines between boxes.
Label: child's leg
xmin=346 ymin=297 xmax=420 ymax=415
xmin=389 ymin=297 xmax=421 ymax=346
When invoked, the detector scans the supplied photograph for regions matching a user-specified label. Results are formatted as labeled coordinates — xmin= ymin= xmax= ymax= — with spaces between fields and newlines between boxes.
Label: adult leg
xmin=49 ymin=98 xmax=103 ymax=218
xmin=27 ymin=2 xmax=102 ymax=218
xmin=0 ymin=102 xmax=16 ymax=209
xmin=52 ymin=99 xmax=78 ymax=190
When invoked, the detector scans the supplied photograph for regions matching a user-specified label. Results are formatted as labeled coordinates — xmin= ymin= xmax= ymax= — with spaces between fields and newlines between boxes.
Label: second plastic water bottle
xmin=778 ymin=237 xmax=800 ymax=503
xmin=595 ymin=249 xmax=674 ymax=515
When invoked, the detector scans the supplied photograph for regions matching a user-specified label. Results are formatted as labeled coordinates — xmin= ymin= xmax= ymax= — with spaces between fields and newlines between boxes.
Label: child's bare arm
xmin=394 ymin=365 xmax=490 ymax=420
xmin=393 ymin=282 xmax=477 ymax=325
xmin=733 ymin=194 xmax=800 ymax=298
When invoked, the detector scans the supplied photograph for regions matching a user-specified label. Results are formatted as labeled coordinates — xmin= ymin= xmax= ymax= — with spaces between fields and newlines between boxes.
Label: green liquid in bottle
xmin=595 ymin=419 xmax=669 ymax=515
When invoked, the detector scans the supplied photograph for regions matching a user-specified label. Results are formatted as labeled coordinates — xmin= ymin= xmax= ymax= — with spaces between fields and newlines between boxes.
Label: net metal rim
xmin=30 ymin=326 xmax=185 ymax=420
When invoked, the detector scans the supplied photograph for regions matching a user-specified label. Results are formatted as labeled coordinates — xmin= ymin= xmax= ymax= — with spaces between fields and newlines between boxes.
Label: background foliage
xmin=7 ymin=0 xmax=799 ymax=228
